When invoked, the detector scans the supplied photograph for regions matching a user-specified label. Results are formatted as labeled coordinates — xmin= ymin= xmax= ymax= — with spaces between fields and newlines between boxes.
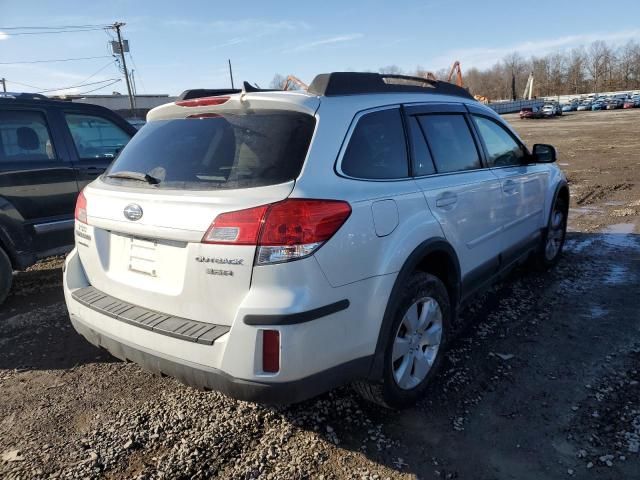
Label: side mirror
xmin=532 ymin=144 xmax=557 ymax=163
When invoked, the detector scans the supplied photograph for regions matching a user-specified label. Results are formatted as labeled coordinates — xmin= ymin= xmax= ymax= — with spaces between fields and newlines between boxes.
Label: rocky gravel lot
xmin=1 ymin=109 xmax=639 ymax=479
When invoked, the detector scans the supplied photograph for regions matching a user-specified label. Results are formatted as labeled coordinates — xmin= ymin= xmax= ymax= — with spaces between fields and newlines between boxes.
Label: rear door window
xmin=417 ymin=114 xmax=481 ymax=173
xmin=341 ymin=108 xmax=408 ymax=179
xmin=0 ymin=110 xmax=57 ymax=162
xmin=105 ymin=110 xmax=316 ymax=190
xmin=65 ymin=113 xmax=132 ymax=160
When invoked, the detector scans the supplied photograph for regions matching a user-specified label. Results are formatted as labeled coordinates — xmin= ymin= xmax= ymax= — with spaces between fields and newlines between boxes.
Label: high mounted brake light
xmin=202 ymin=199 xmax=351 ymax=265
xmin=175 ymin=96 xmax=230 ymax=107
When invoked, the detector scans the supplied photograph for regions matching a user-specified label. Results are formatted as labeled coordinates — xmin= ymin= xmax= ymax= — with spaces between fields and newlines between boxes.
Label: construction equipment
xmin=282 ymin=75 xmax=308 ymax=91
xmin=447 ymin=61 xmax=463 ymax=87
xmin=523 ymin=73 xmax=534 ymax=100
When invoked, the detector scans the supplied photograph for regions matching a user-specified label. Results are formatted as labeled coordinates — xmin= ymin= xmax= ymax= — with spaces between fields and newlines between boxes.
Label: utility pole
xmin=1 ymin=78 xmax=6 ymax=92
xmin=112 ymin=22 xmax=135 ymax=117
xmin=228 ymin=59 xmax=235 ymax=89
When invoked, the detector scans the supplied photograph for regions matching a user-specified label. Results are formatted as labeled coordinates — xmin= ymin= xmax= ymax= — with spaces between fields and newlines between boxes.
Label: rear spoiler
xmin=177 ymin=89 xmax=241 ymax=101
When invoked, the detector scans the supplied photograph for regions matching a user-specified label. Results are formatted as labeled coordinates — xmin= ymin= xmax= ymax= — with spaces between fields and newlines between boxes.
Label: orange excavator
xmin=282 ymin=75 xmax=308 ymax=91
xmin=446 ymin=60 xmax=489 ymax=103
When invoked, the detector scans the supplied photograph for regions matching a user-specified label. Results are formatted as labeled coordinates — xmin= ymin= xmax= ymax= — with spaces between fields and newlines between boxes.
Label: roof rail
xmin=0 ymin=92 xmax=50 ymax=101
xmin=177 ymin=88 xmax=241 ymax=101
xmin=307 ymin=72 xmax=474 ymax=100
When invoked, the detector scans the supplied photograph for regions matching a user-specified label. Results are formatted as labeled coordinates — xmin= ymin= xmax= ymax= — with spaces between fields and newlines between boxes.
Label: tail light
xmin=202 ymin=199 xmax=351 ymax=265
xmin=262 ymin=330 xmax=280 ymax=373
xmin=75 ymin=190 xmax=87 ymax=224
xmin=175 ymin=96 xmax=229 ymax=107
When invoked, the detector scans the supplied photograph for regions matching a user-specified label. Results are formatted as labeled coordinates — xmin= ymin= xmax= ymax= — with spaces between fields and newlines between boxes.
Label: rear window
xmin=104 ymin=110 xmax=315 ymax=190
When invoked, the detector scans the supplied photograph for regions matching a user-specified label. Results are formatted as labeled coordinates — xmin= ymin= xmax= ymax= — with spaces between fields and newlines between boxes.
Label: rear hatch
xmin=76 ymin=96 xmax=317 ymax=326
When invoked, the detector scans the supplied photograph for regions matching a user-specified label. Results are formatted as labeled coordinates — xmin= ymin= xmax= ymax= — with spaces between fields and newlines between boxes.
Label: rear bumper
xmin=63 ymin=247 xmax=379 ymax=403
xmin=69 ymin=314 xmax=370 ymax=403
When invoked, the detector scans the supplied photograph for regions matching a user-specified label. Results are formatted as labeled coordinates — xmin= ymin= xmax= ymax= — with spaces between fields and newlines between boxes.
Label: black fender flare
xmin=548 ymin=180 xmax=570 ymax=228
xmin=367 ymin=237 xmax=461 ymax=380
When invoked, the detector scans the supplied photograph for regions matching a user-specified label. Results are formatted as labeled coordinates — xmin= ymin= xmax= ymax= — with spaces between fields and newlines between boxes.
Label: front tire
xmin=0 ymin=248 xmax=13 ymax=304
xmin=533 ymin=196 xmax=568 ymax=269
xmin=353 ymin=272 xmax=450 ymax=408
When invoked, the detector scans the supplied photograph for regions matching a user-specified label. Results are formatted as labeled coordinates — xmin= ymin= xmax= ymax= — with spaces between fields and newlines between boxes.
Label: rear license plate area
xmin=128 ymin=237 xmax=157 ymax=276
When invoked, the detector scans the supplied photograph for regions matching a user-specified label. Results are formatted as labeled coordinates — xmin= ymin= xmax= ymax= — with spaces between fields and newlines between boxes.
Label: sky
xmin=1 ymin=0 xmax=639 ymax=96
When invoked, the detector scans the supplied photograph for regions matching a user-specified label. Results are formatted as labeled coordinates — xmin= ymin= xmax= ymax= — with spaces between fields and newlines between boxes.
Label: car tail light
xmin=202 ymin=205 xmax=269 ymax=245
xmin=262 ymin=330 xmax=280 ymax=373
xmin=202 ymin=199 xmax=351 ymax=265
xmin=75 ymin=190 xmax=87 ymax=224
xmin=175 ymin=96 xmax=229 ymax=107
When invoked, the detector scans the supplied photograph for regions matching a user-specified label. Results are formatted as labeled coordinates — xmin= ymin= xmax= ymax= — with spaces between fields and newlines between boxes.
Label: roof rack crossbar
xmin=307 ymin=72 xmax=474 ymax=100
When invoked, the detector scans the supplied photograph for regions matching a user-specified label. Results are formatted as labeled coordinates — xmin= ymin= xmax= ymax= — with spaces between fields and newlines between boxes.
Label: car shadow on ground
xmin=0 ymin=265 xmax=115 ymax=371
xmin=272 ymin=231 xmax=640 ymax=479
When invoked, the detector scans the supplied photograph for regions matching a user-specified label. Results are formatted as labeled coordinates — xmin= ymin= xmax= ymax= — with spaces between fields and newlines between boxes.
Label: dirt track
xmin=1 ymin=109 xmax=639 ymax=479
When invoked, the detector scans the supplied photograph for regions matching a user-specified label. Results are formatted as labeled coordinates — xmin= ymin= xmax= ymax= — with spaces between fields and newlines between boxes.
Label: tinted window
xmin=408 ymin=116 xmax=435 ymax=176
xmin=105 ymin=110 xmax=315 ymax=190
xmin=472 ymin=115 xmax=526 ymax=167
xmin=65 ymin=113 xmax=131 ymax=160
xmin=0 ymin=110 xmax=56 ymax=162
xmin=342 ymin=108 xmax=408 ymax=179
xmin=417 ymin=114 xmax=480 ymax=173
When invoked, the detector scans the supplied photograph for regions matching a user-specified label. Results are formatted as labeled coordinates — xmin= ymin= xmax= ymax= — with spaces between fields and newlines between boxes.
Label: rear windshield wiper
xmin=105 ymin=171 xmax=160 ymax=185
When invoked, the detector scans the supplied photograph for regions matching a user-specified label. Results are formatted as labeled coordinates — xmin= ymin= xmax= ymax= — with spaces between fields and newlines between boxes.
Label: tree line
xmin=271 ymin=39 xmax=640 ymax=101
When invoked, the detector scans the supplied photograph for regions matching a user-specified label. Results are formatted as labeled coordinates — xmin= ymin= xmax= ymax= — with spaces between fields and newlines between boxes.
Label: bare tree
xmin=269 ymin=74 xmax=287 ymax=89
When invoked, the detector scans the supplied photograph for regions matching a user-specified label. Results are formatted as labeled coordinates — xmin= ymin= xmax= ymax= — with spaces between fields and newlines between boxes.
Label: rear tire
xmin=533 ymin=196 xmax=568 ymax=269
xmin=0 ymin=248 xmax=13 ymax=304
xmin=353 ymin=272 xmax=450 ymax=408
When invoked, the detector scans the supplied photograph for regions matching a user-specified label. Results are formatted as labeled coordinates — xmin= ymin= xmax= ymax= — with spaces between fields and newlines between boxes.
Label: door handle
xmin=85 ymin=167 xmax=105 ymax=177
xmin=503 ymin=179 xmax=519 ymax=194
xmin=435 ymin=192 xmax=458 ymax=208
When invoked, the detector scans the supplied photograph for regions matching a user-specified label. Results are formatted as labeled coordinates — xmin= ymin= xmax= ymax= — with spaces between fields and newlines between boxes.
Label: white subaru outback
xmin=63 ymin=73 xmax=568 ymax=408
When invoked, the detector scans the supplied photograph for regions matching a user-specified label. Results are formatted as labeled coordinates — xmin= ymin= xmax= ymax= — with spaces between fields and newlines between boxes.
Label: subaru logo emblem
xmin=123 ymin=204 xmax=143 ymax=221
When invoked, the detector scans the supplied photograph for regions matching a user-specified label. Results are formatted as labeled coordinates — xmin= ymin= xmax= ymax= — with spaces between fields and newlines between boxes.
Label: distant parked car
xmin=623 ymin=99 xmax=635 ymax=109
xmin=592 ymin=101 xmax=605 ymax=111
xmin=541 ymin=104 xmax=561 ymax=117
xmin=561 ymin=104 xmax=573 ymax=112
xmin=577 ymin=102 xmax=592 ymax=111
xmin=520 ymin=106 xmax=542 ymax=119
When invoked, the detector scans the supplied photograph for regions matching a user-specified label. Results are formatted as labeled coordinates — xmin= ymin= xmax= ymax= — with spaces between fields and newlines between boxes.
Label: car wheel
xmin=533 ymin=196 xmax=568 ymax=269
xmin=0 ymin=248 xmax=13 ymax=304
xmin=353 ymin=272 xmax=450 ymax=408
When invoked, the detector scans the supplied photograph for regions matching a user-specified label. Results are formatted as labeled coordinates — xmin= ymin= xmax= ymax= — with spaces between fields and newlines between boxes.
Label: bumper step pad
xmin=71 ymin=286 xmax=229 ymax=345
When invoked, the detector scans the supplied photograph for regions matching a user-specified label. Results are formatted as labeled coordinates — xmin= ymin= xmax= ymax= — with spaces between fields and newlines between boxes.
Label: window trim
xmin=0 ymin=108 xmax=61 ymax=163
xmin=469 ymin=113 xmax=532 ymax=169
xmin=335 ymin=105 xmax=414 ymax=182
xmin=412 ymin=111 xmax=486 ymax=176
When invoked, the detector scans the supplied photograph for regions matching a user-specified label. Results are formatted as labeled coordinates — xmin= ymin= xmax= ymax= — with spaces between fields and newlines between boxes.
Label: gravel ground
xmin=1 ymin=109 xmax=639 ymax=479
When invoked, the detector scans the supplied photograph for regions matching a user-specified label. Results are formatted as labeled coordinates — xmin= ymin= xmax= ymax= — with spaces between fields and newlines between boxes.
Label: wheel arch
xmin=367 ymin=237 xmax=461 ymax=380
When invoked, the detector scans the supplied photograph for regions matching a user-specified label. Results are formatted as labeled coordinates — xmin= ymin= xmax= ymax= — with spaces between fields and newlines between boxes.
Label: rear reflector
xmin=202 ymin=199 xmax=351 ymax=264
xmin=75 ymin=190 xmax=87 ymax=224
xmin=175 ymin=96 xmax=230 ymax=107
xmin=262 ymin=330 xmax=280 ymax=373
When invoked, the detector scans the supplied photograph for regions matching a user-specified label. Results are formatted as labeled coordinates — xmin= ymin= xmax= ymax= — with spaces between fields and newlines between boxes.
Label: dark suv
xmin=0 ymin=93 xmax=136 ymax=303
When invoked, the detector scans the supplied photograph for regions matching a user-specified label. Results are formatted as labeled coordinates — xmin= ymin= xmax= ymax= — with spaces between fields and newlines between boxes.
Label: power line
xmin=0 ymin=24 xmax=110 ymax=30
xmin=38 ymin=78 xmax=121 ymax=93
xmin=0 ymin=55 xmax=112 ymax=65
xmin=0 ymin=27 xmax=109 ymax=36
xmin=127 ymin=52 xmax=146 ymax=94
xmin=75 ymin=79 xmax=121 ymax=95
xmin=76 ymin=60 xmax=118 ymax=85
xmin=4 ymin=79 xmax=46 ymax=89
